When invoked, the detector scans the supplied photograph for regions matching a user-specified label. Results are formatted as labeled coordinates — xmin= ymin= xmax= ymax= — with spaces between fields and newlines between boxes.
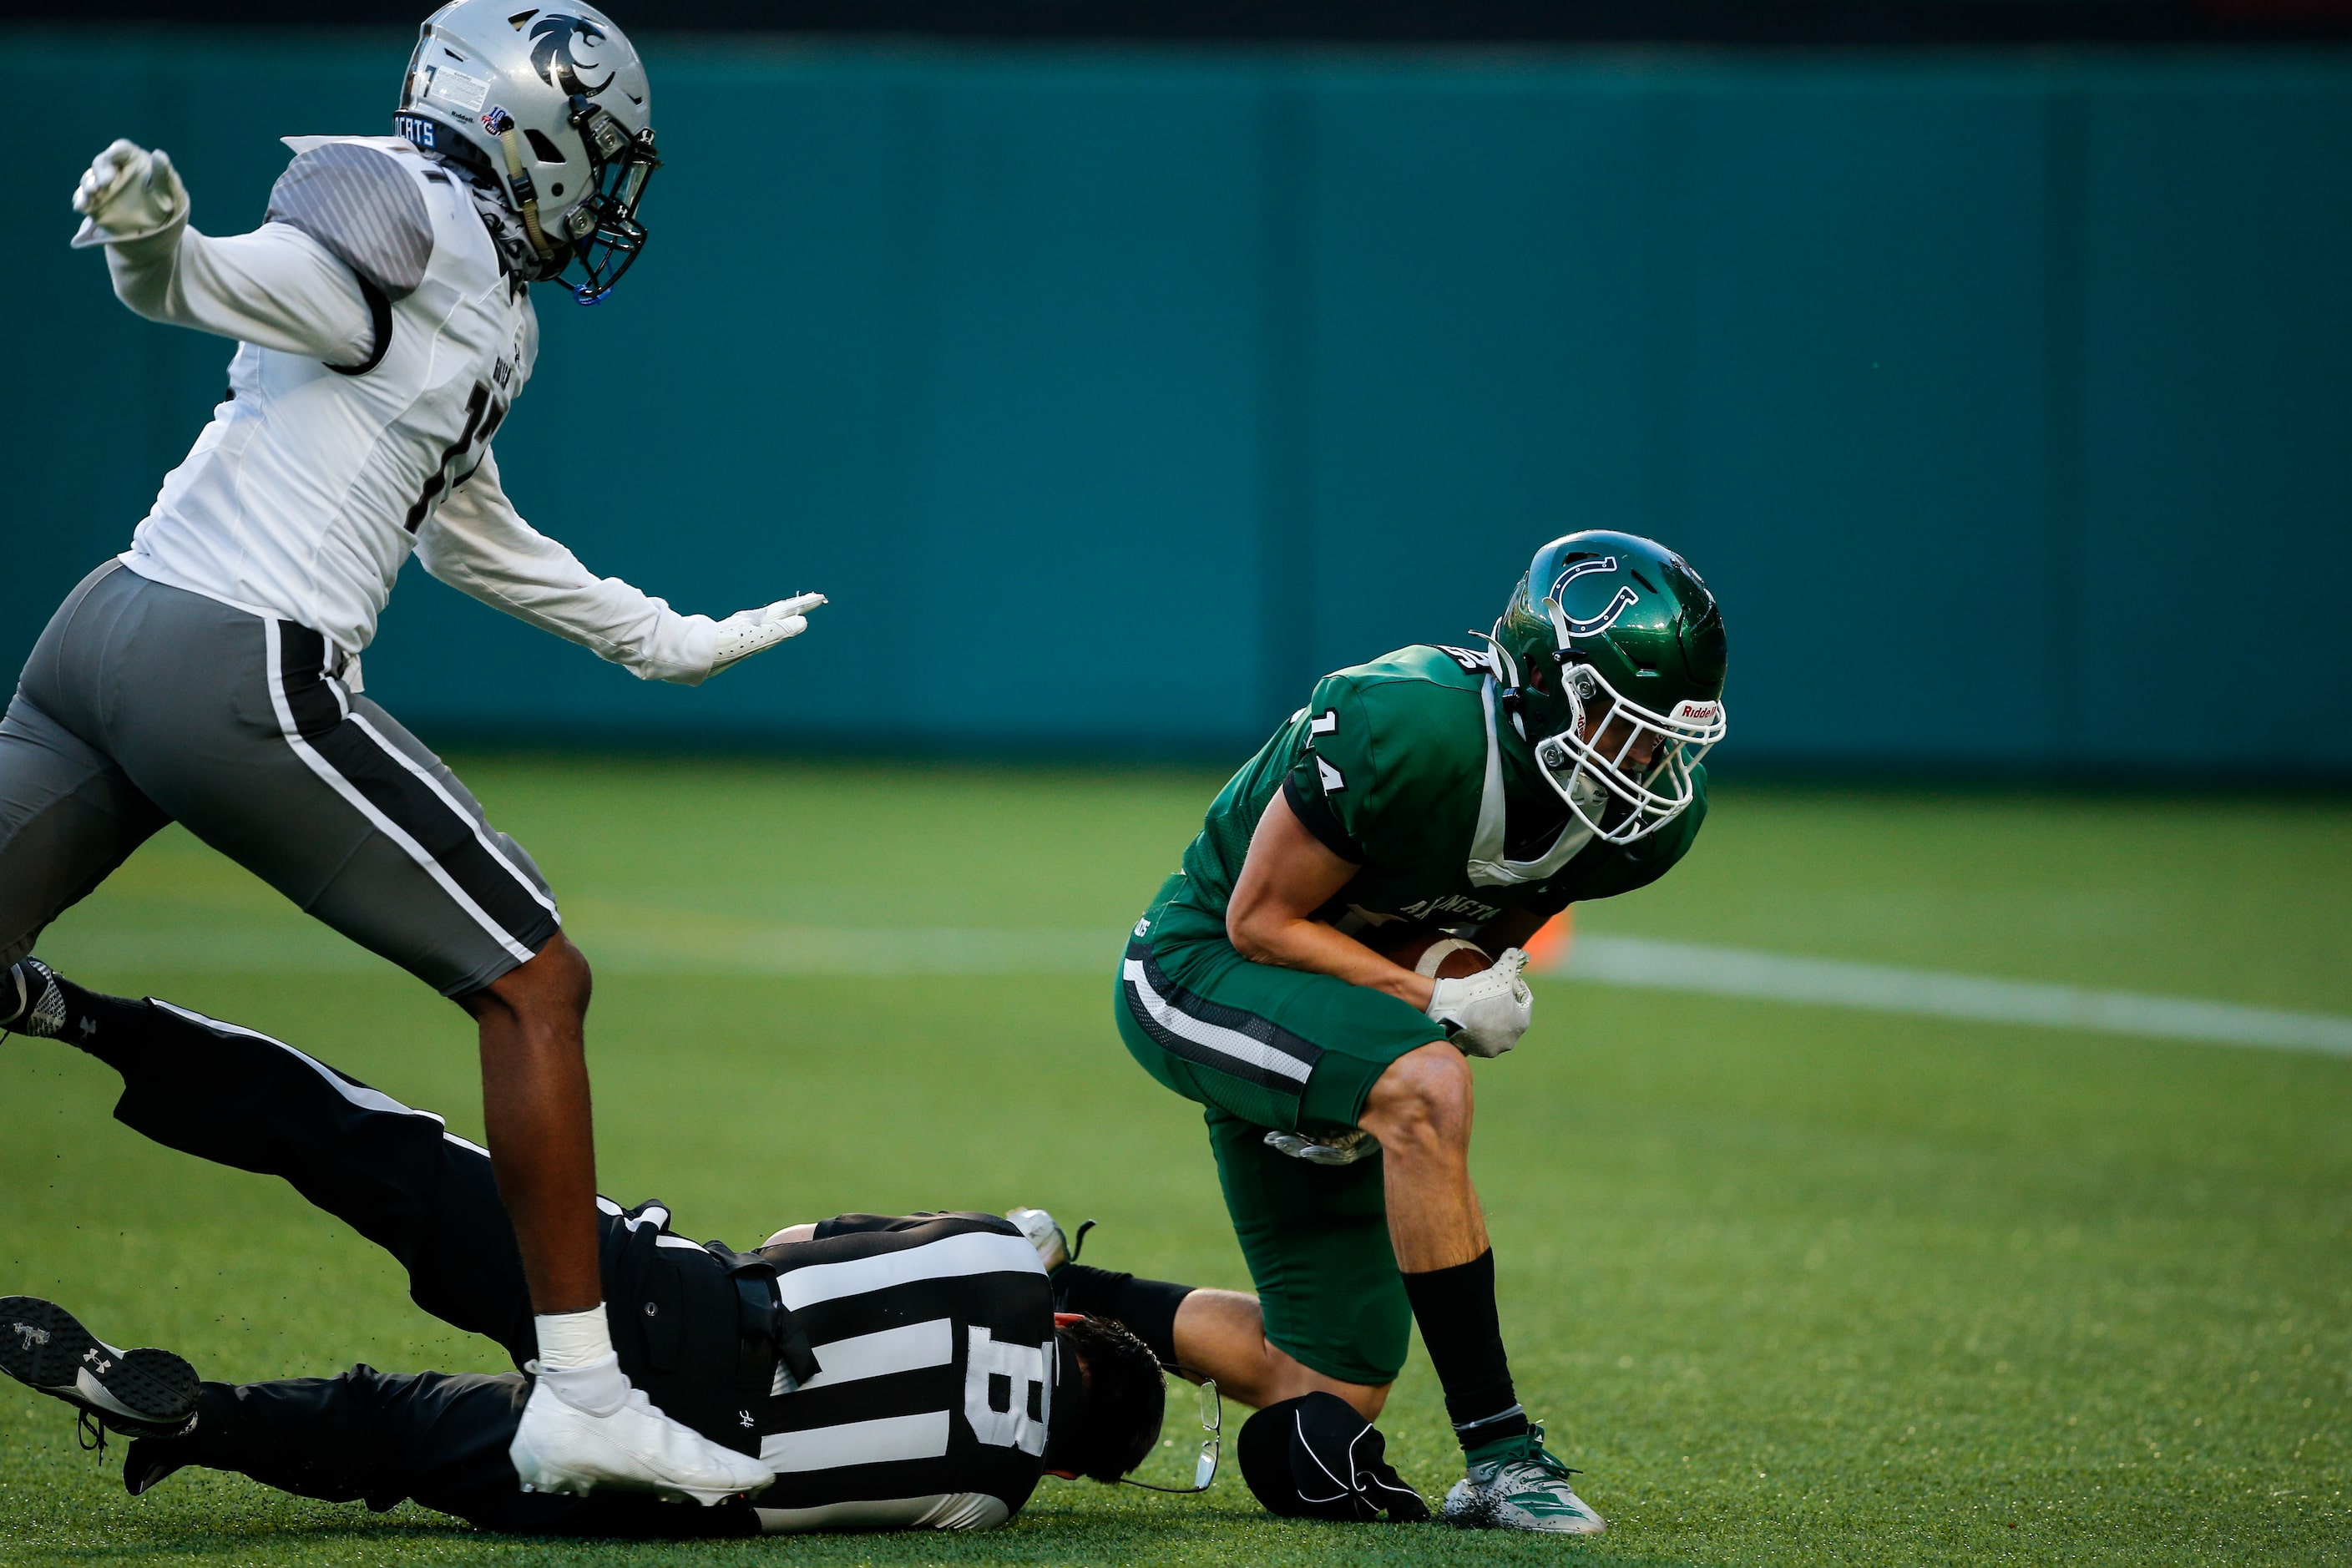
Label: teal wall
xmin=13 ymin=32 xmax=2351 ymax=771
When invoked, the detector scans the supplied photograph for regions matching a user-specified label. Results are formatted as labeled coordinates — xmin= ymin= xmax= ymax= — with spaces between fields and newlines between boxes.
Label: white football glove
xmin=1425 ymin=947 xmax=1534 ymax=1058
xmin=69 ymin=139 xmax=189 ymax=249
xmin=707 ymin=593 xmax=827 ymax=675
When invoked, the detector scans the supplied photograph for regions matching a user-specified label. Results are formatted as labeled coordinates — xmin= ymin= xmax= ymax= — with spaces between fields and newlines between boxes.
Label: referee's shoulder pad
xmin=266 ymin=137 xmax=435 ymax=301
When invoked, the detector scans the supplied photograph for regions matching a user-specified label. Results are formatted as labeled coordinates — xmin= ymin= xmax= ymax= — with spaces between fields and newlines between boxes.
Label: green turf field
xmin=2 ymin=760 xmax=2345 ymax=1566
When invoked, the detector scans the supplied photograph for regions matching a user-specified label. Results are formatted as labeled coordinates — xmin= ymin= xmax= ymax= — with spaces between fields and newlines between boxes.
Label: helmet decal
xmin=1561 ymin=585 xmax=1637 ymax=639
xmin=419 ymin=62 xmax=491 ymax=114
xmin=1548 ymin=555 xmax=1638 ymax=639
xmin=529 ymin=15 xmax=616 ymax=98
xmin=1547 ymin=555 xmax=1616 ymax=597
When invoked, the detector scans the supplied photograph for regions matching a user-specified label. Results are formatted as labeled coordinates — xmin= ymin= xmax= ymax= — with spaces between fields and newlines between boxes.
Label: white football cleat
xmin=1439 ymin=1424 xmax=1606 ymax=1534
xmin=508 ymin=1376 xmax=772 ymax=1505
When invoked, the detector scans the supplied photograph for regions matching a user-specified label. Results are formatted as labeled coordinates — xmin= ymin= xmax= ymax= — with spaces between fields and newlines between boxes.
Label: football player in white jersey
xmin=4 ymin=0 xmax=811 ymax=1508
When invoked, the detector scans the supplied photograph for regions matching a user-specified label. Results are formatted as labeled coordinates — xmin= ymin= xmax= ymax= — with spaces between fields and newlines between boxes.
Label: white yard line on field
xmin=38 ymin=923 xmax=2352 ymax=1058
xmin=1556 ymin=935 xmax=2352 ymax=1058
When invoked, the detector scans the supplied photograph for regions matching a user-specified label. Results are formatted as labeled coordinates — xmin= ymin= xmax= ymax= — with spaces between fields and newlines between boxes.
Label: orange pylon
xmin=1520 ymin=907 xmax=1575 ymax=972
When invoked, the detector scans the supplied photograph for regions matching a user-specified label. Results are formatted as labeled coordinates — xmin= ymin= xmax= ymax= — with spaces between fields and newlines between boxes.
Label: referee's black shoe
xmin=0 ymin=1297 xmax=199 ymax=1442
xmin=0 ymin=959 xmax=66 ymax=1038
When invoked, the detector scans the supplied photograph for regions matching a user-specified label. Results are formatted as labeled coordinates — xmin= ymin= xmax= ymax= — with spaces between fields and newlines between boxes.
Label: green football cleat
xmin=1439 ymin=1424 xmax=1606 ymax=1535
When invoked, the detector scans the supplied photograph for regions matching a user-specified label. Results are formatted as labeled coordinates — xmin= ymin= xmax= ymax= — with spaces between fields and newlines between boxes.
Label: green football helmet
xmin=1489 ymin=530 xmax=1727 ymax=844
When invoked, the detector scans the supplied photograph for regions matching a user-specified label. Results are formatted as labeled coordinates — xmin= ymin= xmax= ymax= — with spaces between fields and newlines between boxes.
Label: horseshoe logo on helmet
xmin=1548 ymin=556 xmax=1640 ymax=639
xmin=529 ymin=15 xmax=616 ymax=98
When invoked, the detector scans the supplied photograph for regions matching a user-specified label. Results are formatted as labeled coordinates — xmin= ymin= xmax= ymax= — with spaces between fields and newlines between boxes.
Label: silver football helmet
xmin=393 ymin=0 xmax=660 ymax=302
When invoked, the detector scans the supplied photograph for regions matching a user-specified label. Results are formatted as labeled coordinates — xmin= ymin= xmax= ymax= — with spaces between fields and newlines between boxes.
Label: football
xmin=1365 ymin=923 xmax=1495 ymax=979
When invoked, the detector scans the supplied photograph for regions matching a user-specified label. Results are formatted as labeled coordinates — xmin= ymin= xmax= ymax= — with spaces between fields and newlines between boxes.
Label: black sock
xmin=1399 ymin=1250 xmax=1528 ymax=1451
xmin=1052 ymin=1264 xmax=1194 ymax=1368
xmin=21 ymin=976 xmax=155 ymax=1068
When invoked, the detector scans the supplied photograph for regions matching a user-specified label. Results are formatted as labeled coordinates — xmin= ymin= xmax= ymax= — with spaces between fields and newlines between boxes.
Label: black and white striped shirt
xmin=605 ymin=1208 xmax=1056 ymax=1534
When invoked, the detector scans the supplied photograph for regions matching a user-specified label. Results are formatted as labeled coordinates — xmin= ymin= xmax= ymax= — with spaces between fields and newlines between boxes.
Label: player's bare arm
xmin=1227 ymin=792 xmax=1435 ymax=1007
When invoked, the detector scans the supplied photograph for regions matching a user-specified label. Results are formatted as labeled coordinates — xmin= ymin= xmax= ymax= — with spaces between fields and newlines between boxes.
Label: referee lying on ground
xmin=0 ymin=960 xmax=1164 ymax=1538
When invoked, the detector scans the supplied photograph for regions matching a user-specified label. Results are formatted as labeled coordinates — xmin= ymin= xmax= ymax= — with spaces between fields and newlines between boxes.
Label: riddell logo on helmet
xmin=1672 ymin=701 xmax=1722 ymax=722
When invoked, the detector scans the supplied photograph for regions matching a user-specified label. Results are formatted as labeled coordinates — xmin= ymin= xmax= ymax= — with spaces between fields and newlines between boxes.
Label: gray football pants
xmin=0 ymin=560 xmax=559 ymax=997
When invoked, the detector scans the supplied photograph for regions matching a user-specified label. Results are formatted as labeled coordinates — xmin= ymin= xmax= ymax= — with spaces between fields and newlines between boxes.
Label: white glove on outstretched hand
xmin=70 ymin=139 xmax=189 ymax=249
xmin=704 ymin=593 xmax=827 ymax=678
xmin=1426 ymin=948 xmax=1534 ymax=1058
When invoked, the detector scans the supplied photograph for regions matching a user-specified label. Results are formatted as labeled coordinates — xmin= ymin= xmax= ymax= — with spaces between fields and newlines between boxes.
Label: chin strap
xmin=1471 ymin=628 xmax=1529 ymax=740
xmin=488 ymin=116 xmax=558 ymax=261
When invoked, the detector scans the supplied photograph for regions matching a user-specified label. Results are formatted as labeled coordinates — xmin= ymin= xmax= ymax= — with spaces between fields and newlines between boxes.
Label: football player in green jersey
xmin=1100 ymin=530 xmax=1727 ymax=1532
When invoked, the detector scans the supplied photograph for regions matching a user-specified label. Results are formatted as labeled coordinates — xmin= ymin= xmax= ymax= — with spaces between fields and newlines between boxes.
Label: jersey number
xmin=402 ymin=381 xmax=508 ymax=533
xmin=963 ymin=1328 xmax=1048 ymax=1457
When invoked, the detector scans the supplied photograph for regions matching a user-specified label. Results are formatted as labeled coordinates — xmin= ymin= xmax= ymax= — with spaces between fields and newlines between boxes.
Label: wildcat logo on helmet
xmin=529 ymin=15 xmax=616 ymax=98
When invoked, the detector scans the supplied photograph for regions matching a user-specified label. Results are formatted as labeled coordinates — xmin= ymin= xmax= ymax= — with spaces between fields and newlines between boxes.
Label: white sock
xmin=532 ymin=1308 xmax=629 ymax=1416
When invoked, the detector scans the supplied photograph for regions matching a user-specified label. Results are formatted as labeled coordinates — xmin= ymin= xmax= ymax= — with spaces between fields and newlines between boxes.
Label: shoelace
xmin=1490 ymin=1430 xmax=1582 ymax=1489
xmin=76 ymin=1409 xmax=108 ymax=1457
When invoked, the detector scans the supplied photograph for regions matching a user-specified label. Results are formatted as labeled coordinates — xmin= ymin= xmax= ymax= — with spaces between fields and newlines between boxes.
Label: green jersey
xmin=1156 ymin=645 xmax=1707 ymax=945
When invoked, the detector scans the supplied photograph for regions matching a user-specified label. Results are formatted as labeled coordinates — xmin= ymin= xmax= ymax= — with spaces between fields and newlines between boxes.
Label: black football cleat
xmin=123 ymin=1436 xmax=196 ymax=1496
xmin=0 ymin=1297 xmax=198 ymax=1441
xmin=0 ymin=959 xmax=66 ymax=1038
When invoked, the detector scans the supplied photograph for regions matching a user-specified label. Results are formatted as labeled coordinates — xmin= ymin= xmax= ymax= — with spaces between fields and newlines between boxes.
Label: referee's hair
xmin=1055 ymin=1315 xmax=1166 ymax=1483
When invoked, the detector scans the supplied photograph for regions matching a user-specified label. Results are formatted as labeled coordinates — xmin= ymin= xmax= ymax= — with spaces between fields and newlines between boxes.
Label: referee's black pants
xmin=67 ymin=984 xmax=757 ymax=1539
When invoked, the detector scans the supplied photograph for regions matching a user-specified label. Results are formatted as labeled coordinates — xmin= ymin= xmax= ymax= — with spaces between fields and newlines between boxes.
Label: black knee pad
xmin=1236 ymin=1392 xmax=1429 ymax=1522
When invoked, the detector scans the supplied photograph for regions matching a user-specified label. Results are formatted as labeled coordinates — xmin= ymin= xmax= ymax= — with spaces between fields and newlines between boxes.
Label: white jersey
xmin=125 ymin=136 xmax=532 ymax=665
xmin=98 ymin=137 xmax=729 ymax=685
